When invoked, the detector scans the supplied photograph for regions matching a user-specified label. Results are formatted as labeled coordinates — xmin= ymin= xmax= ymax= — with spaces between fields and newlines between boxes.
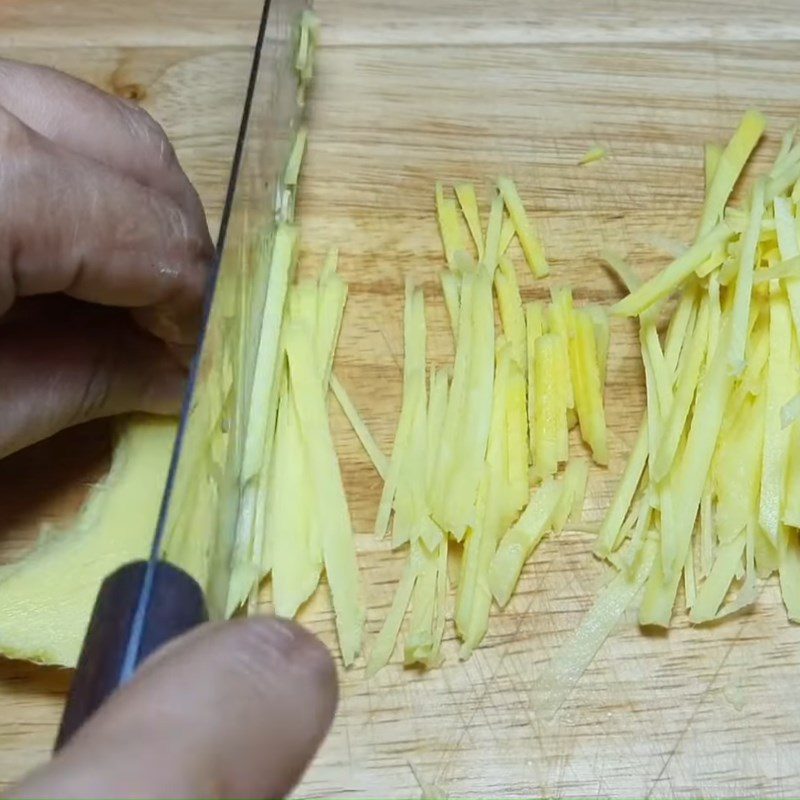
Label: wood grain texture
xmin=2 ymin=0 xmax=800 ymax=796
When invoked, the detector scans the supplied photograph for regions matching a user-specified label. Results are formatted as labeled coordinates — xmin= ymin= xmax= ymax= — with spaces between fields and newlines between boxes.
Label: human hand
xmin=0 ymin=58 xmax=214 ymax=457
xmin=8 ymin=617 xmax=338 ymax=799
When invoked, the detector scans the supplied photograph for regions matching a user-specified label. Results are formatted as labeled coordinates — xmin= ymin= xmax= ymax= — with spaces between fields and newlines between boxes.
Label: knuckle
xmin=161 ymin=194 xmax=213 ymax=264
xmin=122 ymin=103 xmax=178 ymax=168
xmin=65 ymin=353 xmax=112 ymax=428
xmin=0 ymin=105 xmax=33 ymax=153
xmin=76 ymin=330 xmax=117 ymax=422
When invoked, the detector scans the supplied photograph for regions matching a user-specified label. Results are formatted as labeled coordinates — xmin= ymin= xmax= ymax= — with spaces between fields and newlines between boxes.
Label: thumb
xmin=0 ymin=300 xmax=187 ymax=457
xmin=10 ymin=617 xmax=338 ymax=799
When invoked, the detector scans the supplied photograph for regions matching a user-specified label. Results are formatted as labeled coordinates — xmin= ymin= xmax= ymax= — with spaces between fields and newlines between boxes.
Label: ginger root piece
xmin=0 ymin=418 xmax=175 ymax=666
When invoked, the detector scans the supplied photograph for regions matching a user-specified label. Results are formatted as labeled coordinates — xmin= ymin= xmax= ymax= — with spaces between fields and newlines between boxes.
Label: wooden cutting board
xmin=3 ymin=0 xmax=800 ymax=796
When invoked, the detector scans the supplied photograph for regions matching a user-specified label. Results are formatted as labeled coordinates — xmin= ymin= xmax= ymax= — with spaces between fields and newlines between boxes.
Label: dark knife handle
xmin=55 ymin=560 xmax=208 ymax=751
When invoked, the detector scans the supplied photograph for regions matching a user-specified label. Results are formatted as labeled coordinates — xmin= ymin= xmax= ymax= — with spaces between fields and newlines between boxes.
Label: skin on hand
xmin=0 ymin=58 xmax=215 ymax=457
xmin=9 ymin=618 xmax=339 ymax=799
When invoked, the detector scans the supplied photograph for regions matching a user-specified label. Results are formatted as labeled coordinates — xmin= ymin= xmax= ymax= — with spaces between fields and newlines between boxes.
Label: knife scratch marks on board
xmin=433 ymin=587 xmax=541 ymax=786
xmin=644 ymin=622 xmax=746 ymax=800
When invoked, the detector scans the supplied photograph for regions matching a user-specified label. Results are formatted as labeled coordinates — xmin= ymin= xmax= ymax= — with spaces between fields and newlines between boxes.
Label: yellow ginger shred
xmin=455 ymin=182 xmax=484 ymax=259
xmin=579 ymin=146 xmax=606 ymax=165
xmin=489 ymin=478 xmax=563 ymax=608
xmin=533 ymin=333 xmax=568 ymax=478
xmin=331 ymin=374 xmax=389 ymax=480
xmin=612 ymin=222 xmax=731 ymax=317
xmin=497 ymin=177 xmax=549 ymax=277
xmin=698 ymin=109 xmax=766 ymax=236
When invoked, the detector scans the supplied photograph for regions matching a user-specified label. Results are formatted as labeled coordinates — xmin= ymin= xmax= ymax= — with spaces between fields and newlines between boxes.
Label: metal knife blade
xmin=131 ymin=0 xmax=309 ymax=629
xmin=123 ymin=0 xmax=308 ymax=654
xmin=55 ymin=0 xmax=309 ymax=746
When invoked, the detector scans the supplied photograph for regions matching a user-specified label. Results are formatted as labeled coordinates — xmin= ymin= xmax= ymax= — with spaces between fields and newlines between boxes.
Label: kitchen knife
xmin=55 ymin=0 xmax=309 ymax=749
